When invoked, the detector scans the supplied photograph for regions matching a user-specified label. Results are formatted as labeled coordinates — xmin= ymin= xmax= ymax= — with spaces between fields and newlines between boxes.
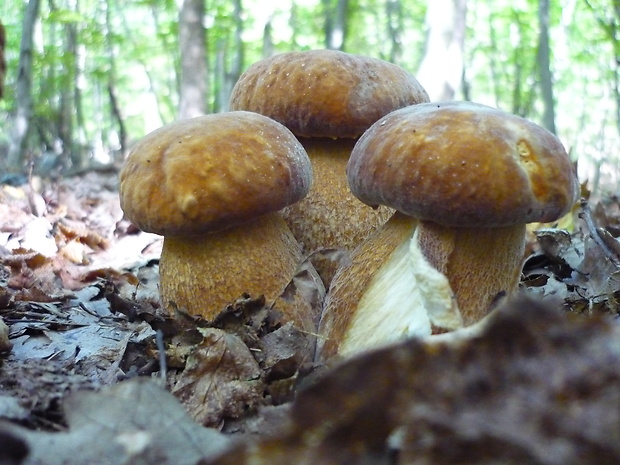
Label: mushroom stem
xmin=415 ymin=221 xmax=527 ymax=325
xmin=283 ymin=137 xmax=393 ymax=283
xmin=318 ymin=212 xmax=460 ymax=359
xmin=290 ymin=137 xmax=393 ymax=252
xmin=160 ymin=213 xmax=302 ymax=321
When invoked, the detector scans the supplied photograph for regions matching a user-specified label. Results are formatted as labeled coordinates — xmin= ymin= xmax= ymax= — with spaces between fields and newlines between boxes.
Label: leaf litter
xmin=1 ymin=173 xmax=620 ymax=464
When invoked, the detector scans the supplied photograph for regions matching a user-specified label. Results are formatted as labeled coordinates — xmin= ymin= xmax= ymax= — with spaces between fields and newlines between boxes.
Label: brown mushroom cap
xmin=229 ymin=50 xmax=430 ymax=139
xmin=120 ymin=111 xmax=312 ymax=236
xmin=348 ymin=101 xmax=578 ymax=227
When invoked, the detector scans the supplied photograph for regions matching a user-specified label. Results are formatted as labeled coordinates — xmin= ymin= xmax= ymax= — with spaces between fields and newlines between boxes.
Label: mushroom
xmin=318 ymin=101 xmax=578 ymax=359
xmin=229 ymin=50 xmax=429 ymax=281
xmin=119 ymin=111 xmax=314 ymax=326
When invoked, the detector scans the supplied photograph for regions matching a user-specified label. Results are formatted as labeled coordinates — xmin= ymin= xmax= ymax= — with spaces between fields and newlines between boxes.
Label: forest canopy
xmin=0 ymin=0 xmax=618 ymax=196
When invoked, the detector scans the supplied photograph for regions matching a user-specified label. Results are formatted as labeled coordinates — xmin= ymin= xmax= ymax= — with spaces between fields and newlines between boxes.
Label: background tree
xmin=178 ymin=0 xmax=207 ymax=119
xmin=537 ymin=0 xmax=556 ymax=133
xmin=214 ymin=0 xmax=244 ymax=112
xmin=323 ymin=0 xmax=349 ymax=50
xmin=416 ymin=0 xmax=468 ymax=101
xmin=583 ymin=0 xmax=620 ymax=138
xmin=384 ymin=0 xmax=404 ymax=63
xmin=0 ymin=21 xmax=6 ymax=100
xmin=0 ymin=0 xmax=618 ymax=196
xmin=6 ymin=0 xmax=41 ymax=173
xmin=104 ymin=0 xmax=128 ymax=161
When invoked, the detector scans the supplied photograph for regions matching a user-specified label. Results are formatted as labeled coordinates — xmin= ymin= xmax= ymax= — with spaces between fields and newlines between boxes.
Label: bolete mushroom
xmin=119 ymin=111 xmax=314 ymax=326
xmin=318 ymin=101 xmax=578 ymax=359
xmin=229 ymin=50 xmax=429 ymax=280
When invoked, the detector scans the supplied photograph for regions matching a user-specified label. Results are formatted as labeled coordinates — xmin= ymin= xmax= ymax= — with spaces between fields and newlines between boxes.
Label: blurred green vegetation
xmin=0 ymin=0 xmax=618 ymax=194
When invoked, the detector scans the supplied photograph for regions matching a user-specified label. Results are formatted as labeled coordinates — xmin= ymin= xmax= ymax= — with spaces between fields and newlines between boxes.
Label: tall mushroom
xmin=119 ymin=111 xmax=315 ymax=327
xmin=318 ymin=101 xmax=578 ymax=359
xmin=229 ymin=50 xmax=429 ymax=281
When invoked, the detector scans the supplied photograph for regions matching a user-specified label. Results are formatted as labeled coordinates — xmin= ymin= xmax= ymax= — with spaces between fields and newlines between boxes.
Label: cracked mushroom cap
xmin=348 ymin=101 xmax=578 ymax=227
xmin=120 ymin=111 xmax=312 ymax=236
xmin=229 ymin=49 xmax=430 ymax=138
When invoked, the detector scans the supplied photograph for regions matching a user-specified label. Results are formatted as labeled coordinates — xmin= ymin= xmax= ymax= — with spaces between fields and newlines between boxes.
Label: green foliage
xmin=45 ymin=9 xmax=87 ymax=24
xmin=0 ymin=0 xmax=618 ymax=181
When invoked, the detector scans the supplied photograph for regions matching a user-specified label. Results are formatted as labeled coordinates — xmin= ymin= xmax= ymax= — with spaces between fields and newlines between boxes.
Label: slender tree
xmin=323 ymin=0 xmax=348 ymax=50
xmin=104 ymin=0 xmax=127 ymax=161
xmin=583 ymin=0 xmax=620 ymax=138
xmin=416 ymin=0 xmax=468 ymax=101
xmin=385 ymin=0 xmax=403 ymax=63
xmin=178 ymin=0 xmax=207 ymax=119
xmin=215 ymin=0 xmax=243 ymax=112
xmin=7 ymin=0 xmax=42 ymax=173
xmin=60 ymin=4 xmax=78 ymax=168
xmin=0 ymin=21 xmax=6 ymax=100
xmin=262 ymin=14 xmax=274 ymax=57
xmin=537 ymin=0 xmax=556 ymax=133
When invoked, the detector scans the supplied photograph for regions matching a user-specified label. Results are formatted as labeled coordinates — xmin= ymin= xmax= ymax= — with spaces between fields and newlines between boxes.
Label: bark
xmin=487 ymin=12 xmax=501 ymax=106
xmin=615 ymin=2 xmax=620 ymax=138
xmin=215 ymin=0 xmax=243 ymax=112
xmin=7 ymin=0 xmax=42 ymax=173
xmin=290 ymin=1 xmax=299 ymax=48
xmin=118 ymin=5 xmax=165 ymax=129
xmin=323 ymin=0 xmax=349 ymax=50
xmin=0 ymin=21 xmax=6 ymax=100
xmin=385 ymin=0 xmax=403 ymax=63
xmin=263 ymin=16 xmax=274 ymax=57
xmin=416 ymin=0 xmax=468 ymax=102
xmin=537 ymin=0 xmax=556 ymax=134
xmin=104 ymin=0 xmax=127 ymax=161
xmin=583 ymin=0 xmax=620 ymax=138
xmin=60 ymin=20 xmax=77 ymax=168
xmin=178 ymin=0 xmax=207 ymax=119
xmin=108 ymin=83 xmax=127 ymax=162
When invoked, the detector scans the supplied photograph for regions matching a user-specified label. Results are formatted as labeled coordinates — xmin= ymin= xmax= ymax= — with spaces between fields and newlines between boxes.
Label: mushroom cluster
xmin=317 ymin=101 xmax=578 ymax=359
xmin=229 ymin=49 xmax=429 ymax=282
xmin=119 ymin=51 xmax=578 ymax=363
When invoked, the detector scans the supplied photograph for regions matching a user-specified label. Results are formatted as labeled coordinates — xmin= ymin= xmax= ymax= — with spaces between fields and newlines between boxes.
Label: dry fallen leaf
xmin=171 ymin=327 xmax=264 ymax=427
xmin=0 ymin=378 xmax=231 ymax=465
xmin=202 ymin=296 xmax=620 ymax=465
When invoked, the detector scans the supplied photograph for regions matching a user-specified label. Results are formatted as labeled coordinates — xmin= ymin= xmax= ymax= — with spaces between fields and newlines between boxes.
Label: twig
xmin=155 ymin=329 xmax=168 ymax=384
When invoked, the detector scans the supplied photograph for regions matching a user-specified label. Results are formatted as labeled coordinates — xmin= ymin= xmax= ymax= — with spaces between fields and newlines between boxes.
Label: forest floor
xmin=1 ymin=171 xmax=620 ymax=464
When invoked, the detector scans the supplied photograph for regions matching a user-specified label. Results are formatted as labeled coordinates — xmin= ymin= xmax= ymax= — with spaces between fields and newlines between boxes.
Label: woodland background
xmin=3 ymin=2 xmax=620 ymax=462
xmin=0 ymin=0 xmax=619 ymax=196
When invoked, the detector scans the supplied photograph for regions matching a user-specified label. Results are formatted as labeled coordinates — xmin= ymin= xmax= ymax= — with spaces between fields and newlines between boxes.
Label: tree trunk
xmin=290 ymin=1 xmax=299 ymax=49
xmin=584 ymin=0 xmax=620 ymax=138
xmin=263 ymin=15 xmax=274 ymax=57
xmin=416 ymin=0 xmax=468 ymax=102
xmin=0 ymin=21 xmax=6 ymax=100
xmin=231 ymin=0 xmax=244 ymax=83
xmin=537 ymin=0 xmax=556 ymax=134
xmin=323 ymin=0 xmax=349 ymax=50
xmin=108 ymin=83 xmax=127 ymax=163
xmin=178 ymin=0 xmax=207 ymax=119
xmin=7 ymin=0 xmax=42 ymax=173
xmin=385 ymin=0 xmax=403 ymax=63
xmin=215 ymin=0 xmax=243 ymax=112
xmin=118 ymin=8 xmax=165 ymax=130
xmin=105 ymin=0 xmax=127 ymax=162
xmin=60 ymin=19 xmax=77 ymax=169
xmin=615 ymin=2 xmax=620 ymax=138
